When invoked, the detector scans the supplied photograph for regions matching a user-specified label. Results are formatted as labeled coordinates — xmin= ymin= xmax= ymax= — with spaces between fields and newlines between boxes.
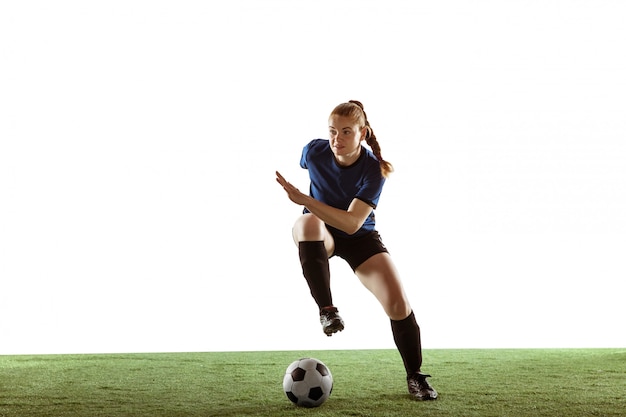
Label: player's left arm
xmin=275 ymin=171 xmax=372 ymax=235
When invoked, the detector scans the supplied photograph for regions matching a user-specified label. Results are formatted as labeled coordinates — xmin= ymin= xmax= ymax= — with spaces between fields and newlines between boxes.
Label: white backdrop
xmin=1 ymin=0 xmax=624 ymax=354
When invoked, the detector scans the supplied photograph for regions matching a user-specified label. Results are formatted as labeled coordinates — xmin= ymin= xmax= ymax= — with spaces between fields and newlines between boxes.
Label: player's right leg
xmin=291 ymin=213 xmax=335 ymax=251
xmin=292 ymin=214 xmax=344 ymax=336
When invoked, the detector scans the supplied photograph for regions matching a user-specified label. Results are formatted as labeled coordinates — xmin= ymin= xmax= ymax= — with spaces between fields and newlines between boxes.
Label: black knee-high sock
xmin=391 ymin=311 xmax=423 ymax=376
xmin=298 ymin=241 xmax=332 ymax=310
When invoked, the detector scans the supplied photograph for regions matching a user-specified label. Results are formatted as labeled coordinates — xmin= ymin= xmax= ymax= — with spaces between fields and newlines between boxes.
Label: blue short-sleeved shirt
xmin=300 ymin=139 xmax=385 ymax=238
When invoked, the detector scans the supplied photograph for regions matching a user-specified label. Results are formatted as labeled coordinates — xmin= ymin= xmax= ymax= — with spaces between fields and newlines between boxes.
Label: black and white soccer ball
xmin=282 ymin=357 xmax=333 ymax=407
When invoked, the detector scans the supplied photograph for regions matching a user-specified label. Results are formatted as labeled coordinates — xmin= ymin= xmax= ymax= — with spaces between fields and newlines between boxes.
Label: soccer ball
xmin=282 ymin=357 xmax=333 ymax=407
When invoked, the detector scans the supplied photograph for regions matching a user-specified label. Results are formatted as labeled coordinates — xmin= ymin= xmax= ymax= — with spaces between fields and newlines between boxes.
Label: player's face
xmin=328 ymin=115 xmax=366 ymax=165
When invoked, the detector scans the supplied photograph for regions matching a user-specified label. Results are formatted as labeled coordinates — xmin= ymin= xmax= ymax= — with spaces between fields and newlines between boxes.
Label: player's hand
xmin=276 ymin=171 xmax=308 ymax=206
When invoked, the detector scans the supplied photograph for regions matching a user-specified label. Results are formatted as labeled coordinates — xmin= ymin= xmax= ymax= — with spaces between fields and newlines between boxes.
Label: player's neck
xmin=334 ymin=145 xmax=362 ymax=167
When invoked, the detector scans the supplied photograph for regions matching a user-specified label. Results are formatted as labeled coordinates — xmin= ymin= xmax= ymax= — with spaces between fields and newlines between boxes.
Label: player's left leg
xmin=355 ymin=253 xmax=438 ymax=400
xmin=354 ymin=252 xmax=410 ymax=320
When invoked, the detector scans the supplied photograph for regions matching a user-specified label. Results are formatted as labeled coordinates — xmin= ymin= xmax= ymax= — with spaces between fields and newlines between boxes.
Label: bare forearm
xmin=302 ymin=196 xmax=364 ymax=235
xmin=276 ymin=171 xmax=369 ymax=235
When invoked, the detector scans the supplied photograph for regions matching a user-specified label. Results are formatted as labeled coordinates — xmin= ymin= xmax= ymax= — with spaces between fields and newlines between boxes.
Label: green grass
xmin=1 ymin=349 xmax=624 ymax=417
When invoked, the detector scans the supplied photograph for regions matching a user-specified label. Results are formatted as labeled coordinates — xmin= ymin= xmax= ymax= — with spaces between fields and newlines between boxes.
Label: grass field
xmin=1 ymin=348 xmax=624 ymax=417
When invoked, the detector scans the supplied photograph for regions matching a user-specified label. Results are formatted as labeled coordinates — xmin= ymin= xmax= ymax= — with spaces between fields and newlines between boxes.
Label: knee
xmin=386 ymin=299 xmax=412 ymax=321
xmin=292 ymin=213 xmax=326 ymax=242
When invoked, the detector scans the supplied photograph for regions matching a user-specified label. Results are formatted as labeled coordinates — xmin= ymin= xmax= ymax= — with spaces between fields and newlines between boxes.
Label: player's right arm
xmin=275 ymin=171 xmax=370 ymax=235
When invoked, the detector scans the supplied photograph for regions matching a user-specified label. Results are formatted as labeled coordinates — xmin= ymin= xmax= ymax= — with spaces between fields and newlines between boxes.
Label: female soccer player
xmin=275 ymin=100 xmax=438 ymax=401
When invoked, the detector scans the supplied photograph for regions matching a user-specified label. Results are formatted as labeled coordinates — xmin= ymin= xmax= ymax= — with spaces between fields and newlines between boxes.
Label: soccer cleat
xmin=407 ymin=372 xmax=438 ymax=400
xmin=319 ymin=306 xmax=344 ymax=336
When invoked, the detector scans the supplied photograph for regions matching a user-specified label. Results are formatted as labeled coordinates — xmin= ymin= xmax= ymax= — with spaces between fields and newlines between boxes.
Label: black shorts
xmin=330 ymin=230 xmax=389 ymax=271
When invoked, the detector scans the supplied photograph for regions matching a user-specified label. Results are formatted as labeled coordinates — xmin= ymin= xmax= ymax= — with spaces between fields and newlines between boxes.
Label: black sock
xmin=391 ymin=310 xmax=423 ymax=376
xmin=298 ymin=241 xmax=332 ymax=311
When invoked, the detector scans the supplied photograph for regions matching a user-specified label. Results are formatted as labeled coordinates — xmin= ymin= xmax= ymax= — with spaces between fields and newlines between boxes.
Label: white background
xmin=1 ymin=0 xmax=624 ymax=355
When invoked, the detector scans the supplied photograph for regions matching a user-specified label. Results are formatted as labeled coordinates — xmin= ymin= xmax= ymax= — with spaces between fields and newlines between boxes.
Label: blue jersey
xmin=300 ymin=139 xmax=385 ymax=238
